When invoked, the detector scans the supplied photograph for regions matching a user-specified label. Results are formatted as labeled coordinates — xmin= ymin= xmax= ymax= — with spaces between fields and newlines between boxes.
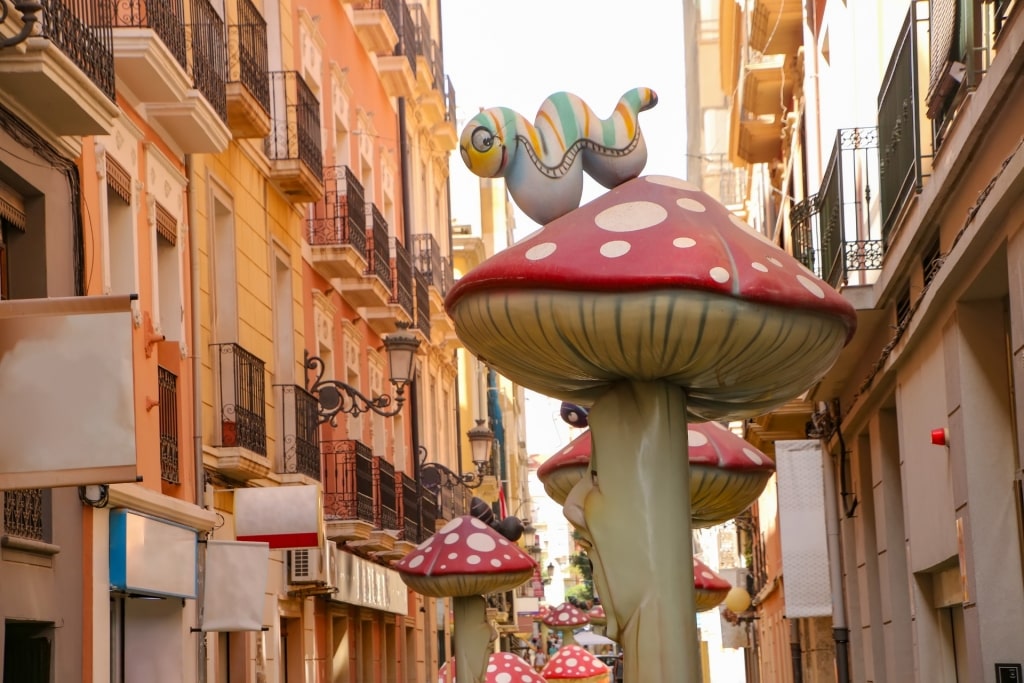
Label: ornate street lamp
xmin=461 ymin=419 xmax=494 ymax=487
xmin=304 ymin=327 xmax=421 ymax=425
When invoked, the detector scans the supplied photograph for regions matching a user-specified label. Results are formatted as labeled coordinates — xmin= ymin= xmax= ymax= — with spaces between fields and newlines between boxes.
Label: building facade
xmin=703 ymin=0 xmax=1024 ymax=681
xmin=0 ymin=0 xmax=466 ymax=681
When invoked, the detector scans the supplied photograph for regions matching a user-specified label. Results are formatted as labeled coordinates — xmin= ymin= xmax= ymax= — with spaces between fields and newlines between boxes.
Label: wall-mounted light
xmin=461 ymin=419 xmax=494 ymax=488
xmin=304 ymin=326 xmax=420 ymax=425
xmin=0 ymin=2 xmax=43 ymax=49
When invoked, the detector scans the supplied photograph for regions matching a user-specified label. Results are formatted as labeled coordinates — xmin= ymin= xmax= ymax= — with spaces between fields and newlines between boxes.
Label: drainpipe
xmin=185 ymin=155 xmax=208 ymax=683
xmin=790 ymin=618 xmax=803 ymax=683
xmin=818 ymin=402 xmax=850 ymax=683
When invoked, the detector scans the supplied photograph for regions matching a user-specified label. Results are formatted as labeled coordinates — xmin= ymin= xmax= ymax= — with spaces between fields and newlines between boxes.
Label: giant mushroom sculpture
xmin=541 ymin=645 xmax=611 ymax=683
xmin=438 ymin=652 xmax=547 ymax=683
xmin=693 ymin=558 xmax=732 ymax=612
xmin=396 ymin=516 xmax=536 ymax=683
xmin=445 ymin=174 xmax=856 ymax=681
xmin=542 ymin=601 xmax=590 ymax=647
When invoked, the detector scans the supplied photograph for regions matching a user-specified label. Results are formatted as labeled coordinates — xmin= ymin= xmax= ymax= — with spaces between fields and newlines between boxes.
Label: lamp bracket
xmin=304 ymin=351 xmax=406 ymax=425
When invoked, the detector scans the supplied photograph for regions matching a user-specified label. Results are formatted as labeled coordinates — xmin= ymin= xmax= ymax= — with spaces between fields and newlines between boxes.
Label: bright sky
xmin=441 ymin=0 xmax=689 ymax=456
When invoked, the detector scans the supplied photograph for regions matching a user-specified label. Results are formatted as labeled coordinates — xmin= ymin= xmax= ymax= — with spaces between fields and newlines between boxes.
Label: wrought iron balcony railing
xmin=375 ymin=456 xmax=398 ymax=531
xmin=113 ymin=0 xmax=187 ymax=69
xmin=227 ymin=0 xmax=270 ymax=114
xmin=361 ymin=0 xmax=401 ymax=34
xmin=366 ymin=204 xmax=392 ymax=292
xmin=40 ymin=0 xmax=116 ymax=100
xmin=420 ymin=481 xmax=437 ymax=541
xmin=275 ymin=384 xmax=321 ymax=480
xmin=410 ymin=5 xmax=442 ymax=89
xmin=412 ymin=233 xmax=444 ymax=292
xmin=414 ymin=269 xmax=429 ymax=338
xmin=791 ymin=127 xmax=883 ymax=288
xmin=266 ymin=70 xmax=324 ymax=183
xmin=878 ymin=3 xmax=930 ymax=244
xmin=420 ymin=461 xmax=471 ymax=521
xmin=309 ymin=165 xmax=367 ymax=252
xmin=392 ymin=237 xmax=413 ymax=316
xmin=400 ymin=472 xmax=419 ymax=542
xmin=2 ymin=488 xmax=48 ymax=542
xmin=444 ymin=75 xmax=456 ymax=122
xmin=186 ymin=0 xmax=227 ymax=121
xmin=323 ymin=439 xmax=375 ymax=522
xmin=212 ymin=342 xmax=267 ymax=456
xmin=158 ymin=366 xmax=180 ymax=484
xmin=393 ymin=0 xmax=417 ymax=75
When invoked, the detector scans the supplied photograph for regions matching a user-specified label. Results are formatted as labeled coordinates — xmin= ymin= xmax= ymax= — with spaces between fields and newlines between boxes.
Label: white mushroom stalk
xmin=445 ymin=174 xmax=857 ymax=683
xmin=395 ymin=517 xmax=536 ymax=683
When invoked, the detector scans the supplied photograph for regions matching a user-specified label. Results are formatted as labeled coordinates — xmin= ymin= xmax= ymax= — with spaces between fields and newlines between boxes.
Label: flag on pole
xmin=497 ymin=484 xmax=508 ymax=519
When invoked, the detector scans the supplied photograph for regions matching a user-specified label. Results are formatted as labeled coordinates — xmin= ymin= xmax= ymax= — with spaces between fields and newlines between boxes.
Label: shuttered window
xmin=929 ymin=0 xmax=959 ymax=98
xmin=155 ymin=202 xmax=177 ymax=246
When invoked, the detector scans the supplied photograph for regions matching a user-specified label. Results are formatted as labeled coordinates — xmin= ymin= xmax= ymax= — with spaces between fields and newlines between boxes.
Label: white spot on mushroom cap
xmin=467 ymin=532 xmax=496 ymax=552
xmin=767 ymin=256 xmax=783 ymax=267
xmin=797 ymin=274 xmax=826 ymax=299
xmin=743 ymin=447 xmax=765 ymax=465
xmin=594 ymin=201 xmax=667 ymax=232
xmin=709 ymin=266 xmax=730 ymax=283
xmin=688 ymin=429 xmax=708 ymax=447
xmin=673 ymin=236 xmax=696 ymax=249
xmin=490 ymin=558 xmax=502 ymax=567
xmin=467 ymin=555 xmax=481 ymax=565
xmin=407 ymin=555 xmax=424 ymax=569
xmin=600 ymin=240 xmax=631 ymax=258
xmin=645 ymin=175 xmax=700 ymax=192
xmin=496 ymin=674 xmax=512 ymax=683
xmin=702 ymin=571 xmax=716 ymax=579
xmin=752 ymin=262 xmax=768 ymax=272
xmin=525 ymin=242 xmax=557 ymax=261
xmin=469 ymin=517 xmax=488 ymax=529
xmin=447 ymin=552 xmax=458 ymax=559
xmin=676 ymin=197 xmax=706 ymax=212
xmin=440 ymin=517 xmax=463 ymax=533
xmin=444 ymin=533 xmax=460 ymax=545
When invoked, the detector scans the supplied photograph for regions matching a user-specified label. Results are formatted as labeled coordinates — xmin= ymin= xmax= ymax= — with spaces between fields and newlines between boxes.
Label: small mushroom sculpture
xmin=541 ymin=645 xmax=611 ymax=683
xmin=542 ymin=602 xmax=590 ymax=647
xmin=537 ymin=431 xmax=593 ymax=505
xmin=693 ymin=558 xmax=731 ymax=612
xmin=438 ymin=652 xmax=547 ymax=683
xmin=446 ymin=166 xmax=857 ymax=682
xmin=396 ymin=516 xmax=536 ymax=683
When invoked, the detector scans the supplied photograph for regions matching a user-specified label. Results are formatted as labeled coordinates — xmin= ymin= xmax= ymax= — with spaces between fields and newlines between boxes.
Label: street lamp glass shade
xmin=383 ymin=329 xmax=420 ymax=389
xmin=467 ymin=419 xmax=494 ymax=465
xmin=522 ymin=523 xmax=536 ymax=548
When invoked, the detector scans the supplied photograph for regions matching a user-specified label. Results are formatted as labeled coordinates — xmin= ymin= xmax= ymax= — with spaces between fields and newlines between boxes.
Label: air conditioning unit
xmin=288 ymin=541 xmax=337 ymax=587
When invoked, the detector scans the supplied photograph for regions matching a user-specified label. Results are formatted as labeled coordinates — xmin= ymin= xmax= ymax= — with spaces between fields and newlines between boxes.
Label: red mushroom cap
xmin=395 ymin=516 xmax=536 ymax=597
xmin=439 ymin=653 xmax=548 ymax=683
xmin=445 ymin=175 xmax=857 ymax=421
xmin=537 ymin=431 xmax=593 ymax=504
xmin=541 ymin=645 xmax=610 ymax=682
xmin=694 ymin=557 xmax=731 ymax=612
xmin=542 ymin=602 xmax=591 ymax=628
xmin=487 ymin=652 xmax=547 ymax=683
xmin=587 ymin=604 xmax=606 ymax=621
xmin=689 ymin=421 xmax=774 ymax=527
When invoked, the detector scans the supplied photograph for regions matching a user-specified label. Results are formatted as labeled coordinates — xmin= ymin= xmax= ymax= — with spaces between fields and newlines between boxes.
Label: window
xmin=106 ymin=158 xmax=136 ymax=297
xmin=211 ymin=188 xmax=238 ymax=343
xmin=0 ymin=181 xmax=26 ymax=300
xmin=370 ymin=354 xmax=385 ymax=456
xmin=154 ymin=201 xmax=183 ymax=341
xmin=273 ymin=249 xmax=294 ymax=384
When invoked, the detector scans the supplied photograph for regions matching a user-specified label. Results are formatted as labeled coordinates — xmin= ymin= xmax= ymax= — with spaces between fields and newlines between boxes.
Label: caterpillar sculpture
xmin=459 ymin=87 xmax=658 ymax=224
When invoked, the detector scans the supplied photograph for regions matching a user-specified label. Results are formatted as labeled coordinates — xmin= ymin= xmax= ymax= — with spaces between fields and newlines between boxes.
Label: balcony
xmin=413 ymin=233 xmax=454 ymax=336
xmin=748 ymin=0 xmax=803 ymax=57
xmin=226 ymin=0 xmax=270 ymax=138
xmin=414 ymin=269 xmax=430 ymax=340
xmin=420 ymin=461 xmax=471 ymax=527
xmin=878 ymin=3 xmax=931 ymax=245
xmin=415 ymin=40 xmax=446 ymax=123
xmin=790 ymin=127 xmax=888 ymax=400
xmin=348 ymin=456 xmax=399 ymax=554
xmin=308 ymin=166 xmax=368 ymax=280
xmin=392 ymin=237 xmax=414 ymax=317
xmin=209 ymin=342 xmax=269 ymax=480
xmin=352 ymin=0 xmax=399 ymax=55
xmin=341 ymin=203 xmax=394 ymax=313
xmin=323 ymin=439 xmax=375 ymax=542
xmin=421 ymin=482 xmax=437 ymax=540
xmin=0 ymin=0 xmax=118 ymax=135
xmin=274 ymin=384 xmax=321 ymax=481
xmin=158 ymin=366 xmax=180 ymax=484
xmin=741 ymin=54 xmax=796 ymax=118
xmin=378 ymin=0 xmax=416 ymax=99
xmin=395 ymin=472 xmax=420 ymax=554
xmin=431 ymin=75 xmax=458 ymax=151
xmin=266 ymin=70 xmax=324 ymax=203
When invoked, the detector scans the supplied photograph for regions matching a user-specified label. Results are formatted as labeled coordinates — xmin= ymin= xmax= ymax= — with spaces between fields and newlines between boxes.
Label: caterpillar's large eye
xmin=471 ymin=126 xmax=495 ymax=153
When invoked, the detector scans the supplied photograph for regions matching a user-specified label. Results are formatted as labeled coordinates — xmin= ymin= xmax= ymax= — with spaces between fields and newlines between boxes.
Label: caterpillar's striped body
xmin=460 ymin=88 xmax=658 ymax=224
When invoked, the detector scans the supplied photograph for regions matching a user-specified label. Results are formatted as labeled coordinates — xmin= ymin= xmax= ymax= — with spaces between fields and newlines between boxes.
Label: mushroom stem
xmin=581 ymin=380 xmax=700 ymax=683
xmin=452 ymin=595 xmax=494 ymax=683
